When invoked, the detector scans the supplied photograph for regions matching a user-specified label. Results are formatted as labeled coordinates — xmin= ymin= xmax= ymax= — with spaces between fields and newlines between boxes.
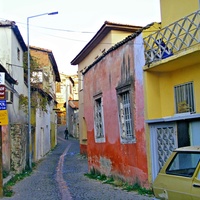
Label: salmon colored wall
xmin=84 ymin=40 xmax=148 ymax=186
xmin=80 ymin=144 xmax=87 ymax=155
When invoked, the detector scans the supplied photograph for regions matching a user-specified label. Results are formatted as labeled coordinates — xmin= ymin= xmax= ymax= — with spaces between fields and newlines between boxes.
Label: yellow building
xmin=143 ymin=0 xmax=200 ymax=183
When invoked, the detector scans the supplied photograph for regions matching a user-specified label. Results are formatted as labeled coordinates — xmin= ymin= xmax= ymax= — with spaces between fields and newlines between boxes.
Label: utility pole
xmin=0 ymin=73 xmax=8 ymax=197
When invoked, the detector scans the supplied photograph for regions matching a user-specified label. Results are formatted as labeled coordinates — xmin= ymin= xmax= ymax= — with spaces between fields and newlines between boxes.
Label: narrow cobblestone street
xmin=1 ymin=126 xmax=154 ymax=200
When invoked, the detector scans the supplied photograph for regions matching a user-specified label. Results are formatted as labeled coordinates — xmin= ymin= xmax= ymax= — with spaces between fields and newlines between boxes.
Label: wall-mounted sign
xmin=0 ymin=110 xmax=8 ymax=125
xmin=0 ymin=73 xmax=5 ymax=84
xmin=0 ymin=100 xmax=6 ymax=110
xmin=0 ymin=85 xmax=6 ymax=99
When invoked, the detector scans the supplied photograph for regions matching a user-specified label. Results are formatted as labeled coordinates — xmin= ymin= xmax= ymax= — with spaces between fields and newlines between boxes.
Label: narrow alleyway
xmin=1 ymin=126 xmax=154 ymax=200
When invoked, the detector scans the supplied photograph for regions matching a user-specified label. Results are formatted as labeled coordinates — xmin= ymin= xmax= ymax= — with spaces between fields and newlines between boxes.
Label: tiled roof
xmin=30 ymin=46 xmax=61 ymax=82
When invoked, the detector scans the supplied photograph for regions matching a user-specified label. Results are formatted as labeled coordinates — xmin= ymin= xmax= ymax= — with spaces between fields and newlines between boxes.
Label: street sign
xmin=0 ymin=100 xmax=6 ymax=110
xmin=0 ymin=85 xmax=5 ymax=100
xmin=0 ymin=110 xmax=8 ymax=125
xmin=0 ymin=73 xmax=5 ymax=85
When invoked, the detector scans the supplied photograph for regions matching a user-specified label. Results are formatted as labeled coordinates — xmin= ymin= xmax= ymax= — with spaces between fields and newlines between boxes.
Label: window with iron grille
xmin=118 ymin=91 xmax=135 ymax=143
xmin=174 ymin=82 xmax=195 ymax=113
xmin=94 ymin=96 xmax=105 ymax=143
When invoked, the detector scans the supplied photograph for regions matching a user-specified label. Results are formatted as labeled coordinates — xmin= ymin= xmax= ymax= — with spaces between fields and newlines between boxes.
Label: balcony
xmin=143 ymin=10 xmax=200 ymax=68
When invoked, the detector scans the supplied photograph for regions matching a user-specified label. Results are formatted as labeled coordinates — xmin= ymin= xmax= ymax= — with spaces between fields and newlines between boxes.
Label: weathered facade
xmin=71 ymin=21 xmax=143 ymax=155
xmin=82 ymin=28 xmax=152 ymax=186
xmin=29 ymin=46 xmax=60 ymax=161
xmin=56 ymin=73 xmax=79 ymax=137
xmin=0 ymin=20 xmax=28 ymax=173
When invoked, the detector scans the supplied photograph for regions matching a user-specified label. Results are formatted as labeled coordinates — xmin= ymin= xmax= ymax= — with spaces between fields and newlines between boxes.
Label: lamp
xmin=27 ymin=11 xmax=58 ymax=169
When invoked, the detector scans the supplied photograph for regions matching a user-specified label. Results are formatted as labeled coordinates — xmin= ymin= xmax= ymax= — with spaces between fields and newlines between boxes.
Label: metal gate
xmin=150 ymin=123 xmax=177 ymax=181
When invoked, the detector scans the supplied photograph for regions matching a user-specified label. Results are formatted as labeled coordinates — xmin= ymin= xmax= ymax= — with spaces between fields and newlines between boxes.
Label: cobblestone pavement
xmin=2 ymin=125 xmax=155 ymax=200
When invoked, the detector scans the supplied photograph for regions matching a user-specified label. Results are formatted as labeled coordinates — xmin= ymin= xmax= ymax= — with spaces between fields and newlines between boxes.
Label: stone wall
xmin=10 ymin=124 xmax=28 ymax=173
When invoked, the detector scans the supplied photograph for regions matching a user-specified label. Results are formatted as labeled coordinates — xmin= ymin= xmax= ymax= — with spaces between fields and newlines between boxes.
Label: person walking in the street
xmin=64 ymin=127 xmax=69 ymax=140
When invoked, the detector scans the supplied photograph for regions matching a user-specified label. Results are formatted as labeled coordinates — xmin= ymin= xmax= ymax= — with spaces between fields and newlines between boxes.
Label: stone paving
xmin=1 ymin=125 xmax=155 ymax=200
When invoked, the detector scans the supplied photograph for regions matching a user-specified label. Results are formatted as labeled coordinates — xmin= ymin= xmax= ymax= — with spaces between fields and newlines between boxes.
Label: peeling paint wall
xmin=84 ymin=35 xmax=149 ymax=187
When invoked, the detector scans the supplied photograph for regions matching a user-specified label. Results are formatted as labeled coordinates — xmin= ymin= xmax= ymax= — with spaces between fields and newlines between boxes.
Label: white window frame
xmin=93 ymin=93 xmax=105 ymax=143
xmin=117 ymin=85 xmax=135 ymax=144
xmin=174 ymin=82 xmax=195 ymax=114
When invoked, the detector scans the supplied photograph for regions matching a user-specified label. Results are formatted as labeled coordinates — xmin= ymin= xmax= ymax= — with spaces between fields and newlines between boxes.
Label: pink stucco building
xmin=82 ymin=27 xmax=150 ymax=187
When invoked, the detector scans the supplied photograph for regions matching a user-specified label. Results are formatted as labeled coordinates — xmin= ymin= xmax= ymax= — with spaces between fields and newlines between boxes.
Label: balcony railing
xmin=143 ymin=10 xmax=200 ymax=66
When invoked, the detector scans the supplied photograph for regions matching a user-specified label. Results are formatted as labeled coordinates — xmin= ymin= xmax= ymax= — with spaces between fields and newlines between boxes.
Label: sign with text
xmin=0 ymin=85 xmax=6 ymax=99
xmin=0 ymin=73 xmax=5 ymax=84
xmin=0 ymin=100 xmax=6 ymax=110
xmin=0 ymin=110 xmax=8 ymax=125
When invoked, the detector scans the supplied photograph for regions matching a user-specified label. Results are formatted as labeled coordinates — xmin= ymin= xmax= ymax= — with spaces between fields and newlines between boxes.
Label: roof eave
xmin=71 ymin=21 xmax=142 ymax=65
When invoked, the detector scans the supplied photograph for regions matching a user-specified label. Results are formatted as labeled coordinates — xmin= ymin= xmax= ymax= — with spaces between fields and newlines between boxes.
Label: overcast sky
xmin=0 ymin=0 xmax=161 ymax=75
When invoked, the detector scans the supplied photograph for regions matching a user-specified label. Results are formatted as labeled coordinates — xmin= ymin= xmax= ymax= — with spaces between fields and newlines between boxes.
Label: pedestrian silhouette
xmin=64 ymin=127 xmax=69 ymax=140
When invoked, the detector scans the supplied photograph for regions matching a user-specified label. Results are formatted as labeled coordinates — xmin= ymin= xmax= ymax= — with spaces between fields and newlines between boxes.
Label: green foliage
xmin=40 ymin=96 xmax=48 ymax=112
xmin=122 ymin=182 xmax=152 ymax=195
xmin=23 ymin=52 xmax=40 ymax=73
xmin=84 ymin=168 xmax=153 ymax=196
xmin=3 ymin=164 xmax=36 ymax=197
xmin=3 ymin=171 xmax=9 ymax=179
xmin=19 ymin=94 xmax=28 ymax=114
xmin=4 ymin=170 xmax=33 ymax=196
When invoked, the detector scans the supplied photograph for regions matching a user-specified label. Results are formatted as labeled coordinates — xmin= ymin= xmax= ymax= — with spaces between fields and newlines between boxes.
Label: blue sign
xmin=0 ymin=100 xmax=7 ymax=110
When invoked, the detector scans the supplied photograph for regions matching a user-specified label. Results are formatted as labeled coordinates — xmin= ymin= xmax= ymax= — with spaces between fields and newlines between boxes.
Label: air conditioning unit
xmin=6 ymin=90 xmax=13 ymax=104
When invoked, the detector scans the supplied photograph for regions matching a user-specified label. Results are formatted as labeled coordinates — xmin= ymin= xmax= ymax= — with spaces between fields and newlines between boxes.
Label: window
xmin=166 ymin=152 xmax=200 ymax=177
xmin=174 ymin=82 xmax=195 ymax=113
xmin=31 ymin=71 xmax=43 ymax=83
xmin=118 ymin=90 xmax=135 ymax=143
xmin=17 ymin=47 xmax=20 ymax=61
xmin=94 ymin=95 xmax=105 ymax=143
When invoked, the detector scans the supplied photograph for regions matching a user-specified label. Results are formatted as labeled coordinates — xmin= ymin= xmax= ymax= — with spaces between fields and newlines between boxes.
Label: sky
xmin=0 ymin=0 xmax=161 ymax=75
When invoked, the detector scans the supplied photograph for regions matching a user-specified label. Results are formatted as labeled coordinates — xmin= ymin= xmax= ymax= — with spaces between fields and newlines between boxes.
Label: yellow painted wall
xmin=160 ymin=0 xmax=199 ymax=27
xmin=145 ymin=63 xmax=200 ymax=120
xmin=142 ymin=22 xmax=161 ymax=38
xmin=51 ymin=122 xmax=56 ymax=149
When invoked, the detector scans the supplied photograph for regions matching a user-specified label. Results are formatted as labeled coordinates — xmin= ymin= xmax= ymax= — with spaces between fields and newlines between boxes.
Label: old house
xmin=29 ymin=46 xmax=60 ymax=161
xmin=74 ymin=21 xmax=160 ymax=186
xmin=71 ymin=21 xmax=143 ymax=155
xmin=56 ymin=74 xmax=79 ymax=137
xmin=143 ymin=0 xmax=200 ymax=182
xmin=0 ymin=20 xmax=28 ymax=173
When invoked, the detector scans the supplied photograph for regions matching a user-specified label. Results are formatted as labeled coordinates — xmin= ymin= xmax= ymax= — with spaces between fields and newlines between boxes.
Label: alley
xmin=2 ymin=126 xmax=154 ymax=200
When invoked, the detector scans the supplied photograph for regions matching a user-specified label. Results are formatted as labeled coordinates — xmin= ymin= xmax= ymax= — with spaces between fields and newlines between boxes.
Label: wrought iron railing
xmin=143 ymin=10 xmax=200 ymax=65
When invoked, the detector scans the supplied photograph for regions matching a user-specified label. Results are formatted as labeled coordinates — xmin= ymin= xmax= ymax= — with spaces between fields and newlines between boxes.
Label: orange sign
xmin=0 ymin=110 xmax=8 ymax=125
